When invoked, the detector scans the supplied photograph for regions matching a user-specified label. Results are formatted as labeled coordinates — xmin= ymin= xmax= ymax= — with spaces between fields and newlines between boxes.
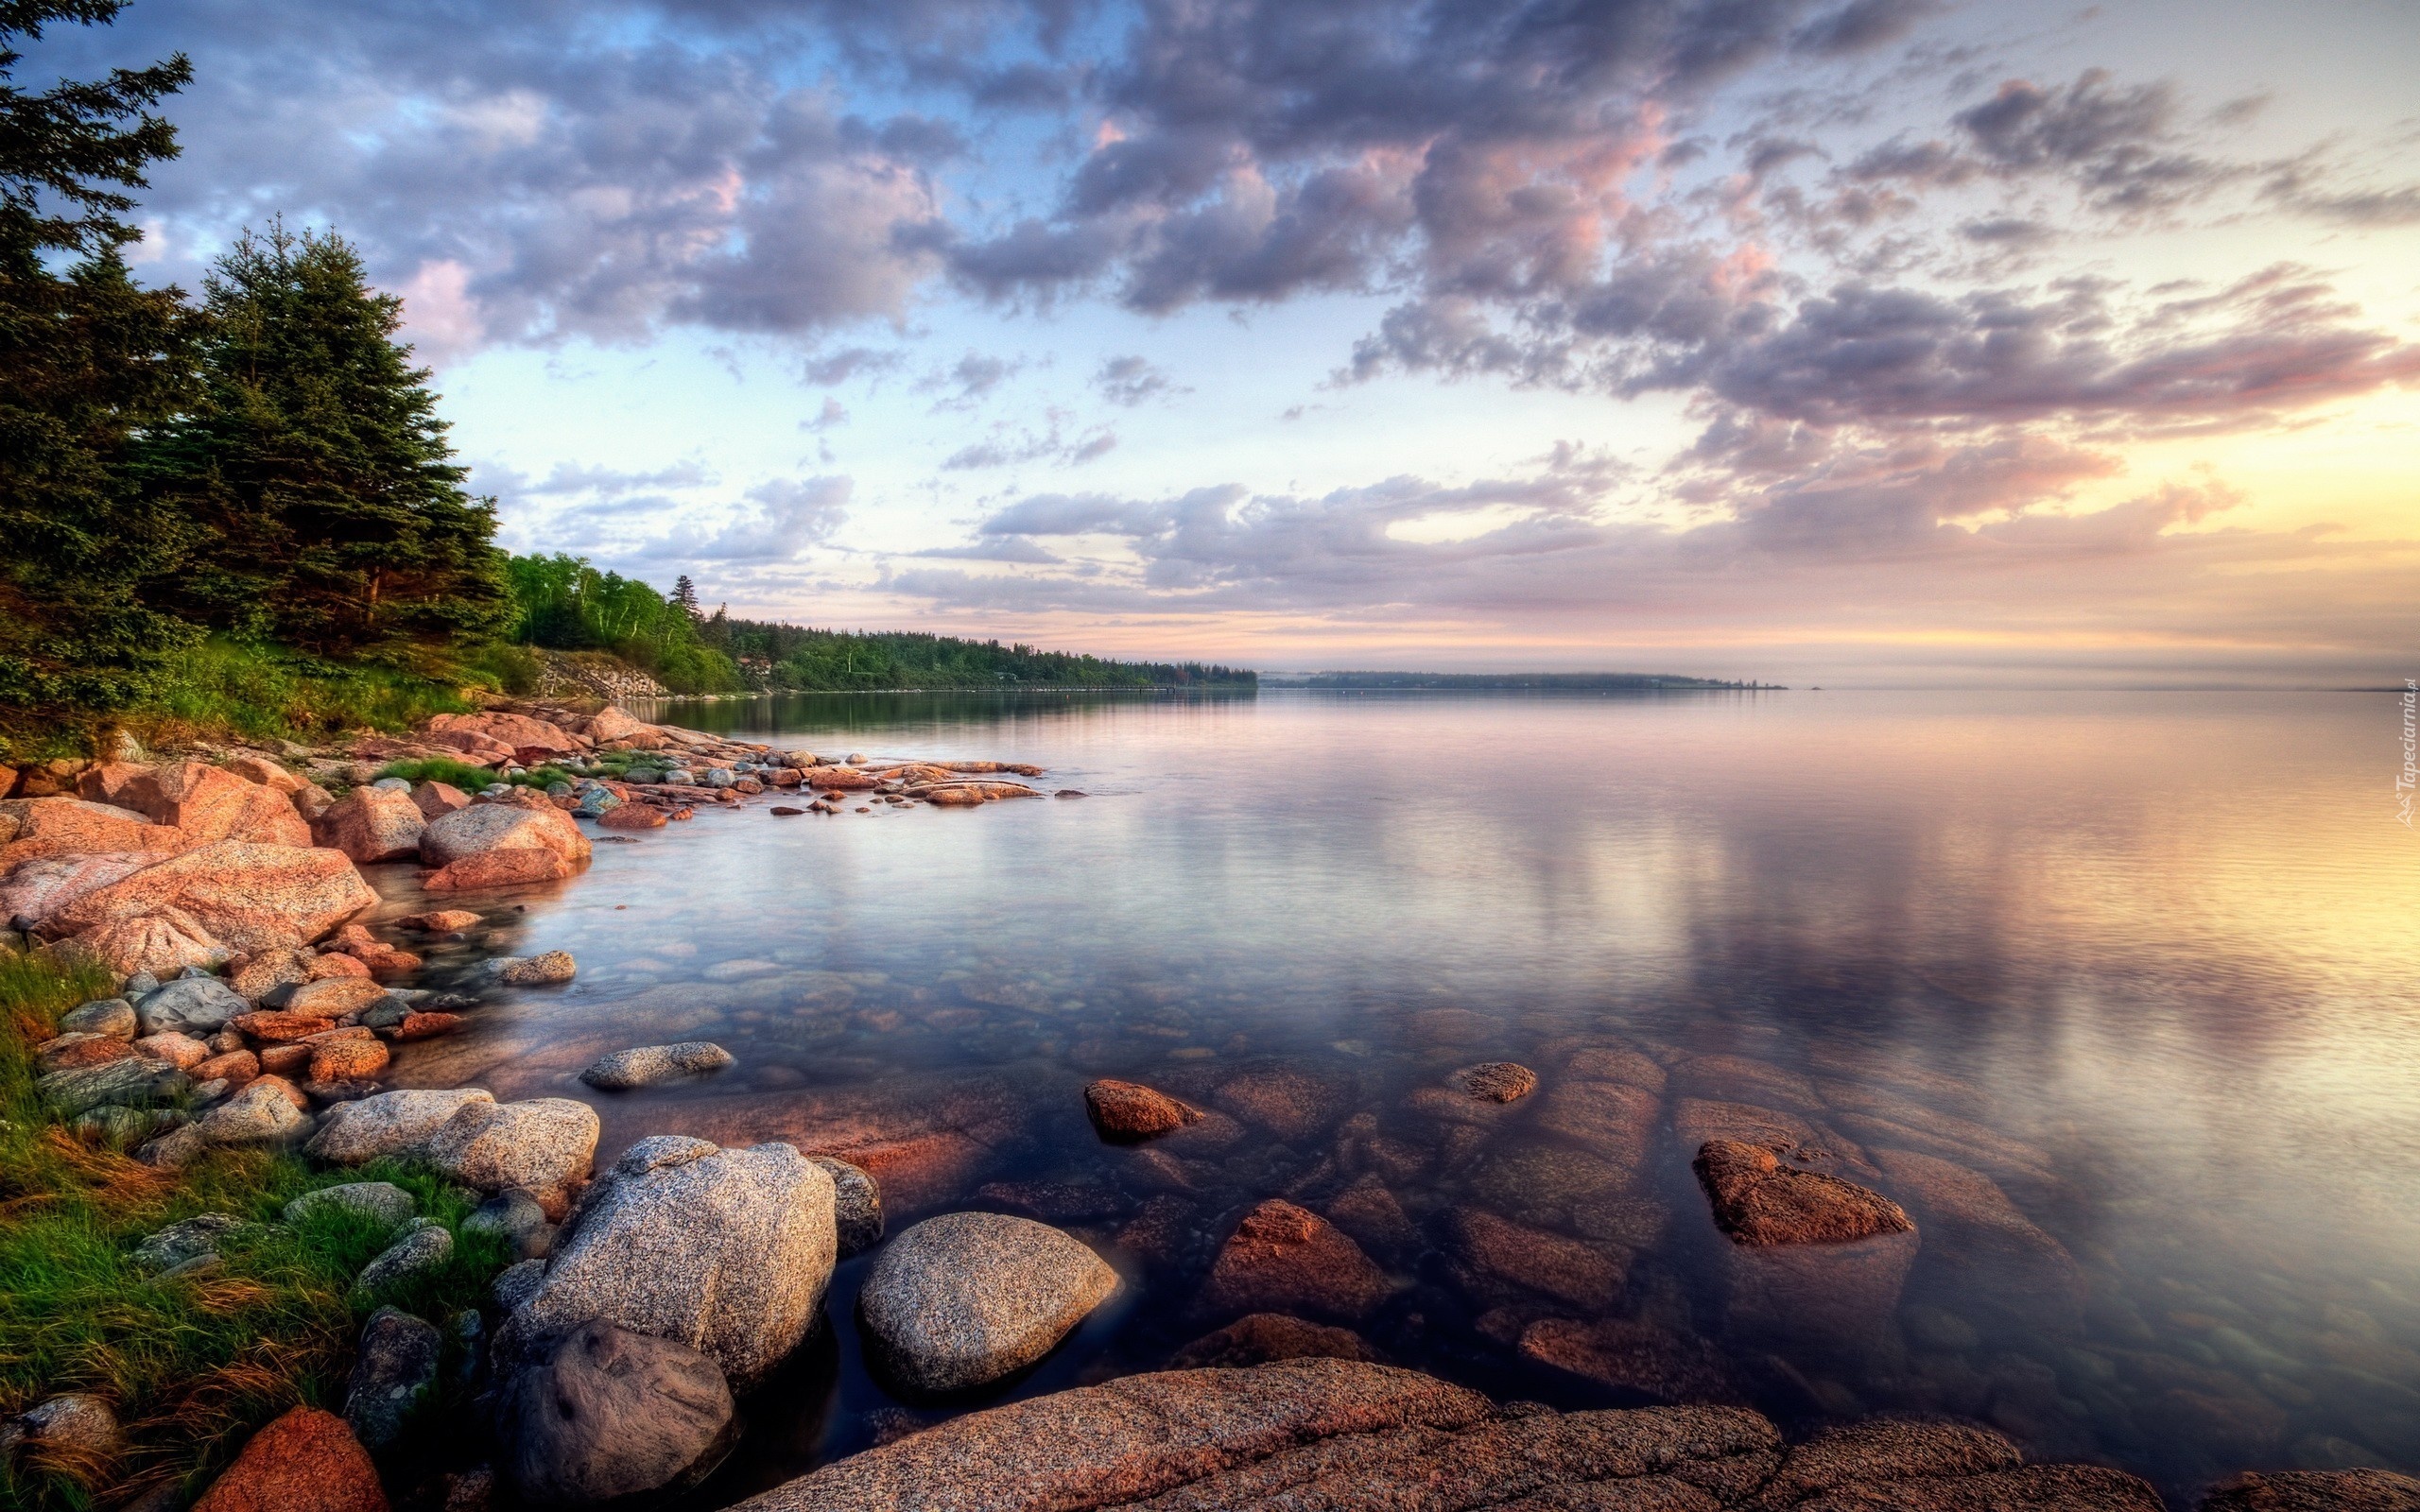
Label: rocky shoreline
xmin=3 ymin=708 xmax=2415 ymax=1510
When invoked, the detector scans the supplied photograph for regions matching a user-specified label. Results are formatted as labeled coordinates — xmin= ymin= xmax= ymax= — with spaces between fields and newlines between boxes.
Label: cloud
xmin=681 ymin=476 xmax=853 ymax=559
xmin=921 ymin=350 xmax=1026 ymax=409
xmin=522 ymin=460 xmax=717 ymax=495
xmin=1094 ymin=354 xmax=1182 ymax=405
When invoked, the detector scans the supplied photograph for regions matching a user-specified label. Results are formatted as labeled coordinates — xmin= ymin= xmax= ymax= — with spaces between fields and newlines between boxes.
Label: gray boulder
xmin=464 ymin=1188 xmax=556 ymax=1260
xmin=306 ymin=1087 xmax=494 ymax=1164
xmin=579 ymin=1041 xmax=735 ymax=1091
xmin=133 ymin=1213 xmax=248 ymax=1274
xmin=133 ymin=976 xmax=246 ymax=1037
xmin=344 ymin=1306 xmax=440 ymax=1452
xmin=497 ymin=1320 xmax=735 ymax=1509
xmin=422 ymin=1097 xmax=597 ymax=1215
xmin=193 ymin=1077 xmax=309 ymax=1147
xmin=41 ymin=1056 xmax=186 ymax=1116
xmin=812 ymin=1157 xmax=884 ymax=1258
xmin=493 ymin=1258 xmax=546 ymax=1314
xmin=859 ymin=1211 xmax=1119 ymax=1394
xmin=2 ymin=1393 xmax=121 ymax=1460
xmin=285 ymin=1181 xmax=416 ymax=1229
xmin=60 ymin=998 xmax=137 ymax=1040
xmin=356 ymin=1221 xmax=453 ymax=1296
xmin=516 ymin=1137 xmax=834 ymax=1387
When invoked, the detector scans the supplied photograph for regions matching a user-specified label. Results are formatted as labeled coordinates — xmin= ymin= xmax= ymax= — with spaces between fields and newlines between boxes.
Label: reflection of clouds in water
xmin=374 ymin=691 xmax=2420 ymax=1493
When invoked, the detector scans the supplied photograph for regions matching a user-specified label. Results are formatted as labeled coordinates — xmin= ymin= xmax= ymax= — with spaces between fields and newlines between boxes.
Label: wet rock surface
xmin=496 ymin=1319 xmax=735 ymax=1509
xmin=1197 ymin=1198 xmax=1393 ymax=1323
xmin=1087 ymin=1077 xmax=1202 ymax=1139
xmin=859 ymin=1211 xmax=1119 ymax=1393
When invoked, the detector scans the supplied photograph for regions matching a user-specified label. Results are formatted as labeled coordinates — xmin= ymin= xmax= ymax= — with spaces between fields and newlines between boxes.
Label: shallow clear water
xmin=368 ymin=689 xmax=2420 ymax=1502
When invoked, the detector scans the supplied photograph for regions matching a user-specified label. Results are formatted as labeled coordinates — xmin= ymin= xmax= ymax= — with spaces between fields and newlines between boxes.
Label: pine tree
xmin=671 ymin=574 xmax=700 ymax=622
xmin=0 ymin=2 xmax=199 ymax=732
xmin=150 ymin=221 xmax=507 ymax=661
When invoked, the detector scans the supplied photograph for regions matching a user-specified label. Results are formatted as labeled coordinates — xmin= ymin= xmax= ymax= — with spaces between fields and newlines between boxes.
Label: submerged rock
xmin=1084 ymin=1078 xmax=1201 ymax=1140
xmin=496 ymin=1319 xmax=735 ymax=1510
xmin=1453 ymin=1061 xmax=1538 ymax=1103
xmin=2200 ymin=1469 xmax=2420 ymax=1511
xmin=1196 ymin=1198 xmax=1392 ymax=1324
xmin=1169 ymin=1313 xmax=1384 ymax=1370
xmin=579 ymin=1040 xmax=735 ymax=1090
xmin=1695 ymin=1139 xmax=1921 ymax=1351
xmin=859 ymin=1211 xmax=1119 ymax=1393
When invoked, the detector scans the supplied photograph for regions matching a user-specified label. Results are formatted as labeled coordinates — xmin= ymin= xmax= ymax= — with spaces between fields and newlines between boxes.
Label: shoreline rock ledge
xmin=724 ymin=1356 xmax=2179 ymax=1512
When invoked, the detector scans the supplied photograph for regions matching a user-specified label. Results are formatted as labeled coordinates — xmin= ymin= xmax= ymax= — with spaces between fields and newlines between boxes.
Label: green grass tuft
xmin=0 ymin=950 xmax=511 ymax=1509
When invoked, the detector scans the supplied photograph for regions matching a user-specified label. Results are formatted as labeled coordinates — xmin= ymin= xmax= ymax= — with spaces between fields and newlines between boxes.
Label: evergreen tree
xmin=670 ymin=574 xmax=700 ymax=622
xmin=0 ymin=2 xmax=199 ymax=730
xmin=150 ymin=221 xmax=507 ymax=661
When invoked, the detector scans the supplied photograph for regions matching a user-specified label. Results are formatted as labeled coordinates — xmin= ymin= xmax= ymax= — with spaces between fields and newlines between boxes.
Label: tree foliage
xmin=503 ymin=554 xmax=742 ymax=694
xmin=0 ymin=1 xmax=199 ymax=725
xmin=147 ymin=222 xmax=507 ymax=661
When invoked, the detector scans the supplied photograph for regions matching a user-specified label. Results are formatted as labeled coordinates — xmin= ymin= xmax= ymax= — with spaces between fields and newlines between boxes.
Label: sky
xmin=49 ymin=0 xmax=2420 ymax=683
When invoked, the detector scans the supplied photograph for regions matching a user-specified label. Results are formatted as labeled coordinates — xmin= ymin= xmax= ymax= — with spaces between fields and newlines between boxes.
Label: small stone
xmin=60 ymin=997 xmax=137 ymax=1040
xmin=859 ymin=1211 xmax=1119 ymax=1394
xmin=344 ymin=1306 xmax=440 ymax=1452
xmin=285 ymin=1181 xmax=416 ymax=1229
xmin=189 ymin=1405 xmax=385 ymax=1512
xmin=579 ymin=1040 xmax=735 ymax=1090
xmin=134 ymin=976 xmax=248 ymax=1037
xmin=355 ymin=1221 xmax=453 ymax=1295
xmin=1454 ymin=1062 xmax=1538 ymax=1103
xmin=136 ymin=1030 xmax=213 ymax=1070
xmin=398 ymin=909 xmax=480 ymax=933
xmin=310 ymin=1037 xmax=390 ymax=1084
xmin=134 ymin=1213 xmax=247 ymax=1273
xmin=1083 ymin=1078 xmax=1201 ymax=1140
xmin=497 ymin=950 xmax=576 ymax=986
xmin=9 ymin=1393 xmax=122 ymax=1456
xmin=464 ymin=1188 xmax=556 ymax=1261
xmin=194 ymin=1076 xmax=313 ymax=1147
xmin=812 ymin=1157 xmax=885 ymax=1258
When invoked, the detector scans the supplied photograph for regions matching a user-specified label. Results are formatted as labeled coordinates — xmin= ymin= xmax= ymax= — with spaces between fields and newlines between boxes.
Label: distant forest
xmin=1287 ymin=672 xmax=1765 ymax=691
xmin=505 ymin=554 xmax=1253 ymax=694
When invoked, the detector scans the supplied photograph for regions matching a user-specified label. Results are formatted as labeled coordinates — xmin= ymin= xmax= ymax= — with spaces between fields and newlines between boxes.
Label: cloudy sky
xmin=60 ymin=0 xmax=2420 ymax=682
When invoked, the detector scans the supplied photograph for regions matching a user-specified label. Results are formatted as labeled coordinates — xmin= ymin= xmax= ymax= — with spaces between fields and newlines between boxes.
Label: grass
xmin=121 ymin=639 xmax=489 ymax=754
xmin=372 ymin=757 xmax=581 ymax=791
xmin=0 ymin=948 xmax=510 ymax=1510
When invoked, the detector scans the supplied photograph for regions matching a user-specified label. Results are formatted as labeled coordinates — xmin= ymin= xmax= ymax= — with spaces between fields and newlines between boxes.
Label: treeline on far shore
xmin=502 ymin=555 xmax=1255 ymax=698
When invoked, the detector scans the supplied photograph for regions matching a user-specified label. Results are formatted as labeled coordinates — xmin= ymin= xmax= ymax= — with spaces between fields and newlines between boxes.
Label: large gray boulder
xmin=421 ymin=1097 xmax=597 ymax=1216
xmin=343 ymin=1306 xmax=440 ymax=1452
xmin=859 ymin=1211 xmax=1119 ymax=1394
xmin=306 ymin=1088 xmax=493 ymax=1164
xmin=133 ymin=975 xmax=247 ymax=1036
xmin=497 ymin=1319 xmax=735 ymax=1509
xmin=516 ymin=1137 xmax=834 ymax=1387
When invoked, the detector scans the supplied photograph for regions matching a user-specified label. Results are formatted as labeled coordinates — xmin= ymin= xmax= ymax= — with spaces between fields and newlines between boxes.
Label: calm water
xmin=369 ymin=690 xmax=2420 ymax=1503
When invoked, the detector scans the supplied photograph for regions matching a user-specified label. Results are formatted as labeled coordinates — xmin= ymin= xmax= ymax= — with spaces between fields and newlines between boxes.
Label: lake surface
xmin=372 ymin=689 xmax=2420 ymax=1503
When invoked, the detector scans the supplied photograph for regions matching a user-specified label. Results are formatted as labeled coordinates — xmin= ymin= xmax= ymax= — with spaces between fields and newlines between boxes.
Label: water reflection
xmin=364 ymin=690 xmax=2420 ymax=1501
